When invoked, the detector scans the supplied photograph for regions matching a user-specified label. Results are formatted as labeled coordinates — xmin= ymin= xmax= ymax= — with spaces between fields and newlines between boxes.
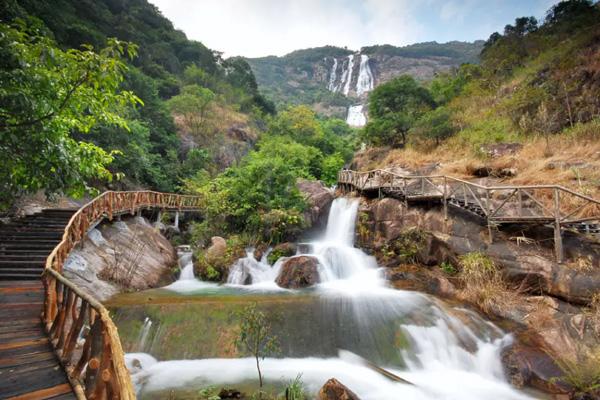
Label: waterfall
xmin=356 ymin=55 xmax=374 ymax=96
xmin=129 ymin=198 xmax=534 ymax=399
xmin=327 ymin=57 xmax=338 ymax=92
xmin=164 ymin=248 xmax=218 ymax=292
xmin=342 ymin=54 xmax=355 ymax=96
xmin=227 ymin=249 xmax=282 ymax=288
xmin=178 ymin=252 xmax=194 ymax=280
xmin=136 ymin=317 xmax=153 ymax=352
xmin=346 ymin=104 xmax=366 ymax=127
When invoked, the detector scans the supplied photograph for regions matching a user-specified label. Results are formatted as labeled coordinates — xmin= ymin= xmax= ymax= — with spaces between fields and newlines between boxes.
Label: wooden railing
xmin=43 ymin=191 xmax=203 ymax=399
xmin=339 ymin=169 xmax=600 ymax=263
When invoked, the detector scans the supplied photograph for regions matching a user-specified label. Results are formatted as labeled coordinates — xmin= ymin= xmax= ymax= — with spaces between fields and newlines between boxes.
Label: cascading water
xmin=342 ymin=54 xmax=355 ymax=96
xmin=122 ymin=198 xmax=535 ymax=399
xmin=327 ymin=57 xmax=338 ymax=92
xmin=346 ymin=104 xmax=366 ymax=127
xmin=136 ymin=317 xmax=153 ymax=352
xmin=355 ymin=54 xmax=374 ymax=96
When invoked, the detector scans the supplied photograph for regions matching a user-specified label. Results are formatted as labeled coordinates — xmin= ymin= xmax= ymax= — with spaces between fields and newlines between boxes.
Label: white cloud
xmin=149 ymin=0 xmax=425 ymax=57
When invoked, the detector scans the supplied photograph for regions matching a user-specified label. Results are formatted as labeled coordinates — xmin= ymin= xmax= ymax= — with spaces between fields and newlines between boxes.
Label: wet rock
xmin=253 ymin=244 xmax=268 ymax=261
xmin=318 ymin=378 xmax=360 ymax=400
xmin=297 ymin=179 xmax=334 ymax=228
xmin=63 ymin=217 xmax=176 ymax=301
xmin=206 ymin=236 xmax=227 ymax=262
xmin=275 ymin=255 xmax=320 ymax=289
xmin=501 ymin=344 xmax=568 ymax=394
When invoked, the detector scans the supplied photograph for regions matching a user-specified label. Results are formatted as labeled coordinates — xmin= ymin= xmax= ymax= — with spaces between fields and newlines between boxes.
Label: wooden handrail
xmin=338 ymin=168 xmax=600 ymax=263
xmin=43 ymin=190 xmax=203 ymax=399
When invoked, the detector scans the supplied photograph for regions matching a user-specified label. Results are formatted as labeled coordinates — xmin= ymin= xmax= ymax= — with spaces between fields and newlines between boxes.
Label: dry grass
xmin=456 ymin=252 xmax=516 ymax=314
xmin=550 ymin=345 xmax=600 ymax=396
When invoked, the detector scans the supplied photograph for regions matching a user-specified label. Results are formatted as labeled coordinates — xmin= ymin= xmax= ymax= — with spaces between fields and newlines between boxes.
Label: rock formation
xmin=275 ymin=255 xmax=320 ymax=289
xmin=318 ymin=378 xmax=360 ymax=400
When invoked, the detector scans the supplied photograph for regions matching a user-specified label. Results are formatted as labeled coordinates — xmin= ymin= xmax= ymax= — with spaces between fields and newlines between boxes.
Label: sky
xmin=149 ymin=0 xmax=558 ymax=58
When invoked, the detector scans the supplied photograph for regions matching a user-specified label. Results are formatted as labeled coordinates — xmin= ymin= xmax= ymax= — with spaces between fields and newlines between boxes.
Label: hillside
xmin=246 ymin=41 xmax=484 ymax=121
xmin=2 ymin=0 xmax=273 ymax=200
xmin=354 ymin=1 xmax=600 ymax=201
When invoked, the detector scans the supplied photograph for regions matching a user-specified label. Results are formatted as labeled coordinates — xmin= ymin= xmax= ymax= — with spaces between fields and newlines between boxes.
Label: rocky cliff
xmin=246 ymin=41 xmax=483 ymax=124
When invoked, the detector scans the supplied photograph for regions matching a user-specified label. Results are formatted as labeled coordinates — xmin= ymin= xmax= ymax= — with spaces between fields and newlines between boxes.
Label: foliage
xmin=363 ymin=76 xmax=435 ymax=147
xmin=458 ymin=252 xmax=512 ymax=313
xmin=0 ymin=21 xmax=140 ymax=206
xmin=379 ymin=229 xmax=427 ymax=264
xmin=410 ymin=107 xmax=456 ymax=145
xmin=439 ymin=261 xmax=457 ymax=275
xmin=550 ymin=345 xmax=600 ymax=396
xmin=281 ymin=374 xmax=306 ymax=400
xmin=166 ymin=84 xmax=215 ymax=138
xmin=235 ymin=303 xmax=280 ymax=390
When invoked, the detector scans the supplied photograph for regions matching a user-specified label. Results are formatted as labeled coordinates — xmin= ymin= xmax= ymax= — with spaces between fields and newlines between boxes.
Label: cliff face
xmin=246 ymin=41 xmax=484 ymax=124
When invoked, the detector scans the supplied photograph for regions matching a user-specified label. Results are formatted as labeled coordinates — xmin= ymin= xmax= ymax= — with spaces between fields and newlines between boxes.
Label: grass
xmin=456 ymin=252 xmax=515 ymax=314
xmin=550 ymin=345 xmax=600 ymax=396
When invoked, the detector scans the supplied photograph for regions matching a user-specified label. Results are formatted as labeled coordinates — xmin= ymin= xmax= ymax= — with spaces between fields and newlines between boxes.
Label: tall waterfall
xmin=342 ymin=54 xmax=355 ymax=96
xmin=356 ymin=54 xmax=374 ymax=96
xmin=327 ymin=57 xmax=338 ymax=92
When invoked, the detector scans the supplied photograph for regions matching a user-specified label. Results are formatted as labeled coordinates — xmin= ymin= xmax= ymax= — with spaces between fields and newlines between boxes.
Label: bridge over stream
xmin=0 ymin=192 xmax=203 ymax=399
xmin=338 ymin=169 xmax=600 ymax=263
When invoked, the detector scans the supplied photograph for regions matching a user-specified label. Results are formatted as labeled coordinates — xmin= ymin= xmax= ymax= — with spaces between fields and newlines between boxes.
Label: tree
xmin=0 ymin=20 xmax=141 ymax=206
xmin=411 ymin=107 xmax=455 ymax=145
xmin=235 ymin=303 xmax=280 ymax=394
xmin=166 ymin=84 xmax=215 ymax=140
xmin=363 ymin=76 xmax=435 ymax=147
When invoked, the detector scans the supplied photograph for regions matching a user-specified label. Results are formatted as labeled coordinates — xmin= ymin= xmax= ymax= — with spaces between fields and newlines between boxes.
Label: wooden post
xmin=554 ymin=188 xmax=563 ymax=264
xmin=517 ymin=189 xmax=522 ymax=217
xmin=486 ymin=189 xmax=493 ymax=243
xmin=443 ymin=177 xmax=448 ymax=221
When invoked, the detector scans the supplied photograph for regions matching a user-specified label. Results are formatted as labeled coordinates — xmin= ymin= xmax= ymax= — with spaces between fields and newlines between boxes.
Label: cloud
xmin=148 ymin=0 xmax=558 ymax=58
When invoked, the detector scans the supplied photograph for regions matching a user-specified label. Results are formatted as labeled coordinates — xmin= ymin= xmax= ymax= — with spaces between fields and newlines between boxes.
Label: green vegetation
xmin=235 ymin=303 xmax=280 ymax=393
xmin=282 ymin=374 xmax=307 ymax=400
xmin=0 ymin=0 xmax=275 ymax=209
xmin=551 ymin=346 xmax=600 ymax=396
xmin=380 ymin=229 xmax=427 ymax=264
xmin=362 ymin=0 xmax=600 ymax=151
xmin=184 ymin=106 xmax=355 ymax=243
xmin=246 ymin=42 xmax=482 ymax=116
xmin=0 ymin=21 xmax=140 ymax=206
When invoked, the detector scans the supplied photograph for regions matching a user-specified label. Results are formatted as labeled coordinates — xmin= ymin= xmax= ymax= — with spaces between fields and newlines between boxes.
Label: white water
xmin=342 ymin=54 xmax=355 ymax=96
xmin=164 ymin=249 xmax=218 ymax=292
xmin=346 ymin=104 xmax=367 ymax=127
xmin=355 ymin=54 xmax=374 ymax=96
xmin=136 ymin=317 xmax=153 ymax=352
xmin=327 ymin=57 xmax=338 ymax=92
xmin=128 ymin=198 xmax=534 ymax=399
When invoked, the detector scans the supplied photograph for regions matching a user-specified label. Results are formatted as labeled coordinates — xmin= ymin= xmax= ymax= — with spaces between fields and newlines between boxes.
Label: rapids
xmin=113 ymin=198 xmax=537 ymax=399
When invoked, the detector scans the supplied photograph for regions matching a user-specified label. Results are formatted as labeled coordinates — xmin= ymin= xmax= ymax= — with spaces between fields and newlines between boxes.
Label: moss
xmin=379 ymin=228 xmax=427 ymax=264
xmin=267 ymin=243 xmax=296 ymax=265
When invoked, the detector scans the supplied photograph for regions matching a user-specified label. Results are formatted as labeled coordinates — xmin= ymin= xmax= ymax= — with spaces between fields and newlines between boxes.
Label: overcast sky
xmin=149 ymin=0 xmax=558 ymax=58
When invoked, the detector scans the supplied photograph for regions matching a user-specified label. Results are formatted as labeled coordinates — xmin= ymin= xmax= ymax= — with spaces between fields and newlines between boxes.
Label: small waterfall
xmin=136 ymin=317 xmax=153 ymax=352
xmin=178 ymin=252 xmax=194 ymax=280
xmin=356 ymin=54 xmax=374 ymax=96
xmin=327 ymin=57 xmax=338 ymax=92
xmin=346 ymin=104 xmax=366 ymax=127
xmin=342 ymin=54 xmax=355 ymax=96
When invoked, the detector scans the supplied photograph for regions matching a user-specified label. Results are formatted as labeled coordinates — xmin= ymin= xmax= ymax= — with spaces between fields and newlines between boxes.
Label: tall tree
xmin=0 ymin=21 xmax=141 ymax=206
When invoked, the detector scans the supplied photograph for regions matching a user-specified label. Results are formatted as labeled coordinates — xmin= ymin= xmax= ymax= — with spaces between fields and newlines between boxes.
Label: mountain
xmin=246 ymin=41 xmax=484 ymax=123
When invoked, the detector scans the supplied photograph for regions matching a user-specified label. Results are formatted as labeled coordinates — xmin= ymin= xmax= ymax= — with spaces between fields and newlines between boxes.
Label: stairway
xmin=0 ymin=209 xmax=75 ymax=280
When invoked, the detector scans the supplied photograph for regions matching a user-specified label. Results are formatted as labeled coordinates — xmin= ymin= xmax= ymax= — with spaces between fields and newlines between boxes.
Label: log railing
xmin=43 ymin=191 xmax=203 ymax=399
xmin=338 ymin=169 xmax=600 ymax=263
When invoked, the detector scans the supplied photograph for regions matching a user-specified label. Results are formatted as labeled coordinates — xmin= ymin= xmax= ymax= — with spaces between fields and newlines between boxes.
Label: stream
xmin=107 ymin=198 xmax=541 ymax=399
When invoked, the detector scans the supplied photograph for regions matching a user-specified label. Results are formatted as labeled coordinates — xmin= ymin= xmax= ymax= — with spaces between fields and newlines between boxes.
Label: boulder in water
xmin=318 ymin=378 xmax=360 ymax=400
xmin=206 ymin=236 xmax=227 ymax=262
xmin=275 ymin=255 xmax=320 ymax=289
xmin=297 ymin=179 xmax=334 ymax=228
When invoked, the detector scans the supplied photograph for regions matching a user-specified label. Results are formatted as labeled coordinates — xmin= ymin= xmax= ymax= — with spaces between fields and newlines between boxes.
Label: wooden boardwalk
xmin=339 ymin=169 xmax=600 ymax=262
xmin=0 ymin=210 xmax=77 ymax=400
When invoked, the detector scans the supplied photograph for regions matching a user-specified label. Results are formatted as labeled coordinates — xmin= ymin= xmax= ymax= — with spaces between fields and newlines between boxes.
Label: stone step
xmin=0 ymin=243 xmax=58 ymax=250
xmin=0 ymin=260 xmax=45 ymax=268
xmin=0 ymin=271 xmax=42 ymax=280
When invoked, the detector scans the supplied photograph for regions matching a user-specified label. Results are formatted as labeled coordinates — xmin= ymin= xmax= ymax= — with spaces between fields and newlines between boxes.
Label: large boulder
xmin=318 ymin=378 xmax=360 ymax=400
xmin=206 ymin=236 xmax=227 ymax=262
xmin=275 ymin=256 xmax=320 ymax=289
xmin=63 ymin=216 xmax=177 ymax=301
xmin=297 ymin=179 xmax=334 ymax=227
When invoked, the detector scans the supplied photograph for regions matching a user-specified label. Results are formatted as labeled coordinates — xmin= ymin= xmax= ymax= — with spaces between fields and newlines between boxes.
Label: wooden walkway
xmin=338 ymin=169 xmax=600 ymax=262
xmin=0 ymin=210 xmax=77 ymax=400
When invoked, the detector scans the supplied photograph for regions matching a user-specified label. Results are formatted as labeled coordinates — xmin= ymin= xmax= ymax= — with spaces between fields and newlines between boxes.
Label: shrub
xmin=457 ymin=252 xmax=512 ymax=313
xmin=550 ymin=345 xmax=600 ymax=396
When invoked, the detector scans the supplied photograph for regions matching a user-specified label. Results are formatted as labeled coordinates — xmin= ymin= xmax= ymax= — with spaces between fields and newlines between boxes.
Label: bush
xmin=550 ymin=345 xmax=600 ymax=396
xmin=458 ymin=252 xmax=512 ymax=313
